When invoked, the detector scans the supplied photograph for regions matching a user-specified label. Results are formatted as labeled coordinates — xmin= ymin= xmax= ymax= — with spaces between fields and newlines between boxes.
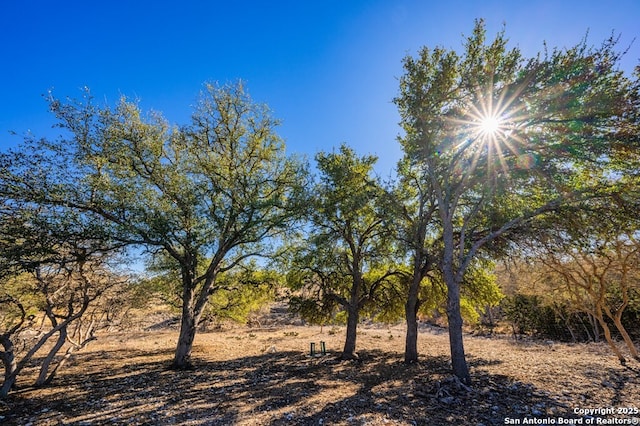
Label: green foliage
xmin=140 ymin=258 xmax=280 ymax=325
xmin=419 ymin=264 xmax=504 ymax=325
xmin=461 ymin=262 xmax=504 ymax=310
xmin=395 ymin=19 xmax=636 ymax=268
xmin=0 ymin=81 xmax=308 ymax=367
xmin=394 ymin=20 xmax=637 ymax=381
xmin=286 ymin=144 xmax=401 ymax=326
xmin=362 ymin=266 xmax=408 ymax=323
xmin=500 ymin=292 xmax=640 ymax=342
xmin=288 ymin=294 xmax=336 ymax=325
xmin=0 ymin=274 xmax=41 ymax=333
xmin=502 ymin=294 xmax=556 ymax=337
xmin=1 ymin=81 xmax=306 ymax=292
xmin=349 ymin=259 xmax=503 ymax=326
xmin=204 ymin=267 xmax=278 ymax=324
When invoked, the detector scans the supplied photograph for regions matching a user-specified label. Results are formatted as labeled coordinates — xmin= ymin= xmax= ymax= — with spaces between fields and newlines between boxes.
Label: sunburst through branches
xmin=479 ymin=115 xmax=503 ymax=137
xmin=449 ymin=85 xmax=533 ymax=179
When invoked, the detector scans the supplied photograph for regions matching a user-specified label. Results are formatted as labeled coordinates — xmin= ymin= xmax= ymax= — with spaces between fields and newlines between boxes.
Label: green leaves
xmin=286 ymin=143 xmax=400 ymax=323
xmin=1 ymin=82 xmax=309 ymax=367
xmin=395 ymin=20 xmax=638 ymax=268
xmin=394 ymin=20 xmax=638 ymax=381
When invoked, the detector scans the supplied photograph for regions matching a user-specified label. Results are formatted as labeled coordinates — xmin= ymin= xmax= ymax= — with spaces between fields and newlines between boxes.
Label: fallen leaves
xmin=2 ymin=323 xmax=639 ymax=425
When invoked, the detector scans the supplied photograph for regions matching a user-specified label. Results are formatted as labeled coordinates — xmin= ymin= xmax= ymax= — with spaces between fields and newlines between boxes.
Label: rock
xmin=532 ymin=407 xmax=544 ymax=416
xmin=440 ymin=396 xmax=456 ymax=405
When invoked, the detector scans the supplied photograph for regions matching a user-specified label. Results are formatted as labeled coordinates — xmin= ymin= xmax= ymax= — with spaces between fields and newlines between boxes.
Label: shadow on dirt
xmin=3 ymin=347 xmax=637 ymax=425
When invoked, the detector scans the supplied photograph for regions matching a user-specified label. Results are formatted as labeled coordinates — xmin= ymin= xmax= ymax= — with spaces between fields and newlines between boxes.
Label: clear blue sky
xmin=1 ymin=0 xmax=638 ymax=175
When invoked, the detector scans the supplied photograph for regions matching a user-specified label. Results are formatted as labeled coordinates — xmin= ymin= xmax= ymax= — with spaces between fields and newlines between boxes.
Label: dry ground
xmin=2 ymin=321 xmax=640 ymax=425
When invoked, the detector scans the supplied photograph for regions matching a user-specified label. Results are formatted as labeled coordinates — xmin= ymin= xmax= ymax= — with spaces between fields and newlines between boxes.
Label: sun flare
xmin=479 ymin=115 xmax=502 ymax=136
xmin=444 ymin=78 xmax=536 ymax=180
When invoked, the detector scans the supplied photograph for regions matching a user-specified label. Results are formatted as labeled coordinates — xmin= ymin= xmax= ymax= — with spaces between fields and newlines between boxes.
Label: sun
xmin=479 ymin=115 xmax=502 ymax=136
xmin=447 ymin=81 xmax=533 ymax=178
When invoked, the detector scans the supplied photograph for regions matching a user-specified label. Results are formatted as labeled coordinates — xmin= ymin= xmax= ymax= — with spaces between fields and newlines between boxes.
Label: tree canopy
xmin=0 ymin=81 xmax=308 ymax=369
xmin=287 ymin=143 xmax=399 ymax=359
xmin=394 ymin=20 xmax=639 ymax=383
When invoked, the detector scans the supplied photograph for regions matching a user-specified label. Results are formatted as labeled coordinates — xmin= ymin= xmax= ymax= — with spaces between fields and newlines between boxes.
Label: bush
xmin=502 ymin=294 xmax=574 ymax=341
xmin=502 ymin=293 xmax=640 ymax=343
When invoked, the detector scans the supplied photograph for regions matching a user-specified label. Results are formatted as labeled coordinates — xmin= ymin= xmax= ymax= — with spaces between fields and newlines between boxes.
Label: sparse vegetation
xmin=2 ymin=321 xmax=639 ymax=425
xmin=0 ymin=19 xmax=639 ymax=426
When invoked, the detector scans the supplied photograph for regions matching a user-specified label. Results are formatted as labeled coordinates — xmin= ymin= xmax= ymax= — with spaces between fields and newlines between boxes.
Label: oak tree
xmin=394 ymin=20 xmax=637 ymax=383
xmin=288 ymin=144 xmax=399 ymax=359
xmin=0 ymin=82 xmax=307 ymax=369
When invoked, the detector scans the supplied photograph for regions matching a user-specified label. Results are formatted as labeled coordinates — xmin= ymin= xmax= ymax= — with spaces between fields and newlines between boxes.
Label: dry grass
xmin=2 ymin=322 xmax=640 ymax=425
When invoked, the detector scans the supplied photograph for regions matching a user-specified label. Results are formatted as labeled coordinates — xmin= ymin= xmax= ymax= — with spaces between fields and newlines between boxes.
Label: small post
xmin=310 ymin=342 xmax=316 ymax=356
xmin=320 ymin=341 xmax=326 ymax=355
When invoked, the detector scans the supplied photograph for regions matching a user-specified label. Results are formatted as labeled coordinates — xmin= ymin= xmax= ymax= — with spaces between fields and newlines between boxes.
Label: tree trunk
xmin=173 ymin=299 xmax=198 ymax=370
xmin=441 ymin=217 xmax=471 ymax=385
xmin=43 ymin=334 xmax=96 ymax=387
xmin=557 ymin=310 xmax=576 ymax=342
xmin=595 ymin=314 xmax=626 ymax=364
xmin=612 ymin=317 xmax=640 ymax=362
xmin=566 ymin=323 xmax=577 ymax=343
xmin=0 ymin=335 xmax=17 ymax=399
xmin=404 ymin=273 xmax=421 ymax=363
xmin=446 ymin=277 xmax=471 ymax=385
xmin=441 ymin=213 xmax=471 ymax=385
xmin=35 ymin=326 xmax=68 ymax=386
xmin=579 ymin=315 xmax=593 ymax=342
xmin=341 ymin=305 xmax=359 ymax=360
xmin=590 ymin=314 xmax=601 ymax=342
xmin=485 ymin=305 xmax=495 ymax=328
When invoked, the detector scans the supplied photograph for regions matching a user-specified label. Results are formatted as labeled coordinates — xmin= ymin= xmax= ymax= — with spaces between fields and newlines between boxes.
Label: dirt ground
xmin=2 ymin=321 xmax=640 ymax=425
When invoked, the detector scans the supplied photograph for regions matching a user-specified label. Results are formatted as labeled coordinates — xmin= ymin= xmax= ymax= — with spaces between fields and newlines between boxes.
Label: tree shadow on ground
xmin=3 ymin=347 xmax=636 ymax=425
xmin=285 ymin=351 xmax=571 ymax=426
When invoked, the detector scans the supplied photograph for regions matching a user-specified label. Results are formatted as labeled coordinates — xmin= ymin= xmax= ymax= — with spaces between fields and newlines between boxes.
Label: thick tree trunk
xmin=341 ymin=305 xmax=359 ymax=360
xmin=35 ymin=326 xmax=68 ymax=386
xmin=441 ymin=218 xmax=471 ymax=385
xmin=441 ymin=222 xmax=471 ymax=383
xmin=404 ymin=273 xmax=421 ymax=363
xmin=341 ymin=268 xmax=363 ymax=360
xmin=0 ymin=335 xmax=17 ymax=399
xmin=173 ymin=300 xmax=198 ymax=370
xmin=446 ymin=277 xmax=471 ymax=385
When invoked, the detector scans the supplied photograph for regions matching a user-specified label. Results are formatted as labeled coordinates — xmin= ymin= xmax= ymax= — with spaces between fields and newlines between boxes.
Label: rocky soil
xmin=2 ymin=319 xmax=640 ymax=425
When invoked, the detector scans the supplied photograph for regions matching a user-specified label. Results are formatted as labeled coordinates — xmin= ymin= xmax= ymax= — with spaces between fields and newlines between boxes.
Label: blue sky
xmin=1 ymin=1 xmax=639 ymax=175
